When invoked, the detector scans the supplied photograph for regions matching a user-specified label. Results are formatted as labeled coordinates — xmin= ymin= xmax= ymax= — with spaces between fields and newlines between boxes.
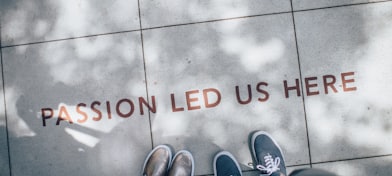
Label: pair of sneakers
xmin=142 ymin=145 xmax=194 ymax=176
xmin=214 ymin=131 xmax=286 ymax=176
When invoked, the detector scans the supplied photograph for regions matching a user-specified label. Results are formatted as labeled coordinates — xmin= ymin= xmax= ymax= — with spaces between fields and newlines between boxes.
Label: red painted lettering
xmin=56 ymin=106 xmax=73 ymax=125
xmin=305 ymin=77 xmax=319 ymax=96
xmin=41 ymin=108 xmax=53 ymax=127
xmin=186 ymin=90 xmax=201 ymax=110
xmin=341 ymin=72 xmax=357 ymax=92
xmin=203 ymin=88 xmax=221 ymax=108
xmin=76 ymin=103 xmax=88 ymax=123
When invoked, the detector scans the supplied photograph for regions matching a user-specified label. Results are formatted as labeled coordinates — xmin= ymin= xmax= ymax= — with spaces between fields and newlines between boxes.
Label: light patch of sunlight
xmin=221 ymin=37 xmax=284 ymax=72
xmin=110 ymin=0 xmax=135 ymax=25
xmin=307 ymin=98 xmax=342 ymax=144
xmin=217 ymin=19 xmax=242 ymax=34
xmin=16 ymin=45 xmax=28 ymax=54
xmin=161 ymin=0 xmax=185 ymax=16
xmin=41 ymin=44 xmax=66 ymax=65
xmin=348 ymin=121 xmax=391 ymax=153
xmin=91 ymin=65 xmax=108 ymax=82
xmin=47 ymin=103 xmax=123 ymax=133
xmin=145 ymin=42 xmax=160 ymax=65
xmin=49 ymin=60 xmax=78 ymax=85
xmin=41 ymin=35 xmax=128 ymax=85
xmin=342 ymin=96 xmax=367 ymax=120
xmin=6 ymin=87 xmax=36 ymax=137
xmin=191 ymin=44 xmax=212 ymax=62
xmin=241 ymin=38 xmax=284 ymax=72
xmin=115 ymin=38 xmax=137 ymax=63
xmin=357 ymin=24 xmax=392 ymax=109
xmin=323 ymin=162 xmax=361 ymax=176
xmin=213 ymin=0 xmax=248 ymax=19
xmin=187 ymin=0 xmax=248 ymax=20
xmin=40 ymin=43 xmax=86 ymax=85
xmin=221 ymin=37 xmax=247 ymax=55
xmin=34 ymin=20 xmax=49 ymax=37
xmin=50 ymin=0 xmax=92 ymax=37
xmin=202 ymin=120 xmax=227 ymax=147
xmin=128 ymin=81 xmax=146 ymax=97
xmin=153 ymin=113 xmax=190 ymax=137
xmin=0 ymin=93 xmax=4 ymax=126
xmin=188 ymin=1 xmax=208 ymax=19
xmin=40 ymin=42 xmax=83 ymax=85
xmin=65 ymin=127 xmax=100 ymax=148
xmin=13 ymin=120 xmax=36 ymax=137
xmin=251 ymin=103 xmax=281 ymax=127
xmin=238 ymin=145 xmax=253 ymax=169
xmin=274 ymin=130 xmax=298 ymax=154
xmin=74 ymin=37 xmax=110 ymax=59
xmin=3 ymin=3 xmax=28 ymax=42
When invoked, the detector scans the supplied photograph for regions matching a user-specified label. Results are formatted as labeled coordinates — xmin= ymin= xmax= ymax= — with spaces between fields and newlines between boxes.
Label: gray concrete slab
xmin=2 ymin=32 xmax=152 ymax=176
xmin=314 ymin=155 xmax=392 ymax=175
xmin=0 ymin=65 xmax=10 ymax=176
xmin=292 ymin=0 xmax=389 ymax=10
xmin=294 ymin=1 xmax=392 ymax=163
xmin=140 ymin=0 xmax=291 ymax=28
xmin=1 ymin=1 xmax=391 ymax=175
xmin=143 ymin=13 xmax=310 ymax=175
xmin=0 ymin=0 xmax=140 ymax=46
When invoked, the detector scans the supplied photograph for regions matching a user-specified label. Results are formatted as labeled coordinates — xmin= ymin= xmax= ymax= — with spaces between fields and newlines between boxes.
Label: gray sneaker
xmin=250 ymin=131 xmax=286 ymax=176
xmin=168 ymin=150 xmax=194 ymax=176
xmin=213 ymin=151 xmax=242 ymax=176
xmin=142 ymin=145 xmax=172 ymax=176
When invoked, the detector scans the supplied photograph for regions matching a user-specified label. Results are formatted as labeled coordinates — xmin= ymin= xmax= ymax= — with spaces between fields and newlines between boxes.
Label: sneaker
xmin=142 ymin=145 xmax=172 ymax=176
xmin=250 ymin=131 xmax=286 ymax=176
xmin=168 ymin=150 xmax=195 ymax=176
xmin=213 ymin=151 xmax=242 ymax=176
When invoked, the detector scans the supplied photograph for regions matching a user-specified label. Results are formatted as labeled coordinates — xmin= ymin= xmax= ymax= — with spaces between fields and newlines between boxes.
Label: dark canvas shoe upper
xmin=168 ymin=150 xmax=194 ymax=176
xmin=213 ymin=151 xmax=242 ymax=176
xmin=142 ymin=145 xmax=172 ymax=176
xmin=251 ymin=131 xmax=286 ymax=176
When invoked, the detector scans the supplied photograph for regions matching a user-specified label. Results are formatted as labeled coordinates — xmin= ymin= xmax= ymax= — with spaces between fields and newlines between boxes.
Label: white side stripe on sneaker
xmin=256 ymin=153 xmax=280 ymax=175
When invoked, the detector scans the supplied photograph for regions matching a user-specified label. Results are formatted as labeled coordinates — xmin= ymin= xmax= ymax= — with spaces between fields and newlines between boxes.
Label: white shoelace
xmin=256 ymin=153 xmax=281 ymax=176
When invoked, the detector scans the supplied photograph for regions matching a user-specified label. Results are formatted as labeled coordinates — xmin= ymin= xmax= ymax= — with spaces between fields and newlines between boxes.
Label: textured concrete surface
xmin=295 ymin=2 xmax=392 ymax=163
xmin=0 ymin=65 xmax=10 ymax=176
xmin=2 ymin=32 xmax=152 ymax=176
xmin=1 ymin=0 xmax=392 ymax=175
xmin=140 ymin=0 xmax=291 ymax=28
xmin=314 ymin=155 xmax=392 ymax=175
xmin=143 ymin=13 xmax=308 ymax=175
xmin=292 ymin=0 xmax=387 ymax=10
xmin=0 ymin=0 xmax=140 ymax=46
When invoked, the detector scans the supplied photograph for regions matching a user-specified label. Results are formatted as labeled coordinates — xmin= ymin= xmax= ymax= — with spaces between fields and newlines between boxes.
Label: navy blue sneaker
xmin=250 ymin=131 xmax=286 ymax=176
xmin=213 ymin=151 xmax=242 ymax=176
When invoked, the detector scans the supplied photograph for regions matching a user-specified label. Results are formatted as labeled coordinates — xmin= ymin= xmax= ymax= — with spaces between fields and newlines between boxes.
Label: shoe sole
xmin=250 ymin=131 xmax=286 ymax=167
xmin=170 ymin=150 xmax=195 ymax=176
xmin=142 ymin=144 xmax=173 ymax=175
xmin=213 ymin=151 xmax=242 ymax=176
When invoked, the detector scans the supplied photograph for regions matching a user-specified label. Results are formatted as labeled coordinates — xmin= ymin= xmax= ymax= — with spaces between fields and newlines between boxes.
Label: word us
xmin=41 ymin=71 xmax=356 ymax=126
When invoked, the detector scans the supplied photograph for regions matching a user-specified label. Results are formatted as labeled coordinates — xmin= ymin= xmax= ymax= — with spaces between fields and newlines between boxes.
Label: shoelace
xmin=256 ymin=153 xmax=280 ymax=175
